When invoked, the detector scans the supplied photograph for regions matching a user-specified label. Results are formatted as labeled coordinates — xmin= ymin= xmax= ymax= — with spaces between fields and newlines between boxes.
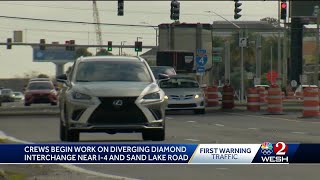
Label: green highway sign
xmin=212 ymin=56 xmax=222 ymax=63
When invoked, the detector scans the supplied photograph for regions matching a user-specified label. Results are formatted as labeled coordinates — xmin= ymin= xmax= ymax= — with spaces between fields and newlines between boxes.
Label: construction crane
xmin=92 ymin=0 xmax=103 ymax=51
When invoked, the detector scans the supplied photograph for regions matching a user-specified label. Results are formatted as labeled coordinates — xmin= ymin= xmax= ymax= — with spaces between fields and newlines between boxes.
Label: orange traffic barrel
xmin=222 ymin=85 xmax=234 ymax=109
xmin=267 ymin=84 xmax=283 ymax=114
xmin=247 ymin=87 xmax=260 ymax=111
xmin=206 ymin=86 xmax=219 ymax=107
xmin=303 ymin=87 xmax=320 ymax=117
xmin=257 ymin=87 xmax=267 ymax=106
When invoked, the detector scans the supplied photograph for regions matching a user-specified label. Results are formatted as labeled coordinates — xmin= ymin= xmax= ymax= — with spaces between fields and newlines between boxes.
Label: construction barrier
xmin=206 ymin=86 xmax=219 ymax=107
xmin=303 ymin=87 xmax=319 ymax=117
xmin=222 ymin=85 xmax=234 ymax=109
xmin=247 ymin=87 xmax=260 ymax=111
xmin=201 ymin=86 xmax=208 ymax=106
xmin=257 ymin=87 xmax=267 ymax=105
xmin=296 ymin=91 xmax=303 ymax=100
xmin=287 ymin=91 xmax=295 ymax=99
xmin=267 ymin=84 xmax=283 ymax=114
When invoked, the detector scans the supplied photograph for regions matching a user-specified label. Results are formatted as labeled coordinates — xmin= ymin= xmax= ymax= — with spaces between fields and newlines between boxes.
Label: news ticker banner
xmin=0 ymin=142 xmax=319 ymax=164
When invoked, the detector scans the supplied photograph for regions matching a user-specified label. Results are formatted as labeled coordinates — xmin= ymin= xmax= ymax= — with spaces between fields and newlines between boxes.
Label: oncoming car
xmin=56 ymin=56 xmax=167 ymax=142
xmin=159 ymin=75 xmax=206 ymax=114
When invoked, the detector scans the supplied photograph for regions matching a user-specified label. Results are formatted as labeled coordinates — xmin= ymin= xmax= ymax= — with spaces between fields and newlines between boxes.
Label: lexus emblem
xmin=112 ymin=100 xmax=123 ymax=107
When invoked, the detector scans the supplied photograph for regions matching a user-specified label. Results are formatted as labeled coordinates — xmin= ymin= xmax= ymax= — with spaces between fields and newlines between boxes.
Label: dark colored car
xmin=150 ymin=66 xmax=177 ymax=79
xmin=24 ymin=81 xmax=58 ymax=106
xmin=0 ymin=89 xmax=15 ymax=102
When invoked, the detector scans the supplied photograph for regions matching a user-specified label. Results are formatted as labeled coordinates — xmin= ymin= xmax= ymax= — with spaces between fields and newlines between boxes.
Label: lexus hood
xmin=71 ymin=81 xmax=159 ymax=97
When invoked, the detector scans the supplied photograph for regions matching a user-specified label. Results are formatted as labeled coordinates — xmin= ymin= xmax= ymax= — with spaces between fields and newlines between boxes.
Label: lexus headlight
xmin=143 ymin=92 xmax=160 ymax=99
xmin=72 ymin=92 xmax=91 ymax=100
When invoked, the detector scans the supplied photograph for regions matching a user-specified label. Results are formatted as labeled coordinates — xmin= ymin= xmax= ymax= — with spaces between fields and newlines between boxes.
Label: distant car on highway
xmin=0 ymin=89 xmax=15 ymax=102
xmin=150 ymin=66 xmax=176 ymax=79
xmin=56 ymin=56 xmax=167 ymax=142
xmin=159 ymin=75 xmax=206 ymax=114
xmin=13 ymin=92 xmax=25 ymax=101
xmin=24 ymin=81 xmax=58 ymax=106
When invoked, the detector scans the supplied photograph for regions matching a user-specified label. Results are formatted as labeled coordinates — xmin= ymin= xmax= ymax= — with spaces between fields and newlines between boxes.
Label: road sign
xmin=301 ymin=74 xmax=308 ymax=84
xmin=196 ymin=66 xmax=205 ymax=73
xmin=196 ymin=56 xmax=208 ymax=66
xmin=32 ymin=46 xmax=77 ymax=62
xmin=197 ymin=49 xmax=206 ymax=56
xmin=247 ymin=72 xmax=254 ymax=79
xmin=266 ymin=70 xmax=278 ymax=83
xmin=239 ymin=38 xmax=247 ymax=47
xmin=290 ymin=80 xmax=298 ymax=87
xmin=254 ymin=78 xmax=261 ymax=86
xmin=212 ymin=56 xmax=222 ymax=63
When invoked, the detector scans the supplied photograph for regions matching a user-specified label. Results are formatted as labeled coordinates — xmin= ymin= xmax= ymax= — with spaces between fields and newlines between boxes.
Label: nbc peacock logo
xmin=261 ymin=142 xmax=273 ymax=155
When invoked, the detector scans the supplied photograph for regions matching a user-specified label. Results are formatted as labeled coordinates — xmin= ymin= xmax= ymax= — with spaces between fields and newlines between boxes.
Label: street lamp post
xmin=120 ymin=41 xmax=126 ymax=55
xmin=140 ymin=22 xmax=158 ymax=48
xmin=204 ymin=11 xmax=244 ymax=102
xmin=136 ymin=37 xmax=143 ymax=56
xmin=314 ymin=5 xmax=320 ymax=86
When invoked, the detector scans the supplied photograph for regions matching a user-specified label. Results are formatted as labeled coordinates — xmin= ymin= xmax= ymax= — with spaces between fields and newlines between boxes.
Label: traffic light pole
xmin=315 ymin=9 xmax=320 ymax=85
xmin=240 ymin=30 xmax=244 ymax=103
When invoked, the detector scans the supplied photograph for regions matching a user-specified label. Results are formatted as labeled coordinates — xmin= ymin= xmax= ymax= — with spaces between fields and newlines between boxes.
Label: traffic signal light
xmin=170 ymin=0 xmax=180 ymax=21
xmin=118 ymin=0 xmax=124 ymax=16
xmin=65 ymin=40 xmax=70 ymax=51
xmin=40 ymin=39 xmax=46 ymax=50
xmin=69 ymin=40 xmax=75 ymax=51
xmin=280 ymin=0 xmax=287 ymax=20
xmin=135 ymin=41 xmax=142 ymax=52
xmin=6 ymin=38 xmax=12 ymax=49
xmin=107 ymin=41 xmax=112 ymax=51
xmin=234 ymin=0 xmax=242 ymax=20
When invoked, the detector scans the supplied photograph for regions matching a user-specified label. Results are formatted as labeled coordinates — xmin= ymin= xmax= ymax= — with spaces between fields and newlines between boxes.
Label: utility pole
xmin=240 ymin=30 xmax=244 ymax=102
xmin=256 ymin=34 xmax=262 ymax=79
xmin=271 ymin=46 xmax=273 ymax=84
xmin=224 ymin=41 xmax=230 ymax=82
xmin=314 ymin=5 xmax=320 ymax=85
xmin=283 ymin=20 xmax=288 ymax=86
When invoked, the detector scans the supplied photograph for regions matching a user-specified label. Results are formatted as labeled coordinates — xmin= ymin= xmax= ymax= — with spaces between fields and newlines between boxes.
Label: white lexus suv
xmin=57 ymin=56 xmax=167 ymax=142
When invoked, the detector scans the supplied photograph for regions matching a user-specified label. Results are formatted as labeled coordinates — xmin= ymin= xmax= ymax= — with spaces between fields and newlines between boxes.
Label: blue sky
xmin=0 ymin=1 xmax=278 ymax=78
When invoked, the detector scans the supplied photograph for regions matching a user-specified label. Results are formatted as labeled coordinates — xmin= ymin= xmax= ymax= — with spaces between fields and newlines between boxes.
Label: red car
xmin=24 ymin=81 xmax=58 ymax=106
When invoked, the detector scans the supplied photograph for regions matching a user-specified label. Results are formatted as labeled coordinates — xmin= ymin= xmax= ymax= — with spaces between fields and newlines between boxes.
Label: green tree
xmin=260 ymin=17 xmax=280 ymax=27
xmin=75 ymin=48 xmax=92 ymax=58
xmin=37 ymin=74 xmax=49 ymax=78
xmin=96 ymin=49 xmax=113 ymax=56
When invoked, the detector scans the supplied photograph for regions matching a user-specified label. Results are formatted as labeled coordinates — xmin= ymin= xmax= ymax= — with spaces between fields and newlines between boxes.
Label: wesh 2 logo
xmin=260 ymin=142 xmax=289 ymax=163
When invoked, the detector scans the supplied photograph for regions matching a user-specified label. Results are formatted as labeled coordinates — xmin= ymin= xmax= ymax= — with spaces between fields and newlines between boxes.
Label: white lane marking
xmin=0 ymin=130 xmax=139 ymax=180
xmin=216 ymin=168 xmax=229 ymax=170
xmin=291 ymin=131 xmax=306 ymax=134
xmin=248 ymin=128 xmax=258 ymax=130
xmin=185 ymin=139 xmax=200 ymax=142
xmin=215 ymin=124 xmax=224 ymax=127
xmin=225 ymin=112 xmax=320 ymax=124
xmin=166 ymin=117 xmax=174 ymax=119
xmin=187 ymin=121 xmax=196 ymax=123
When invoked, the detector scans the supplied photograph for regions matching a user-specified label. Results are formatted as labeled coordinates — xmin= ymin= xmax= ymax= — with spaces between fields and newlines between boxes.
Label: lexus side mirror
xmin=158 ymin=73 xmax=170 ymax=80
xmin=56 ymin=74 xmax=67 ymax=83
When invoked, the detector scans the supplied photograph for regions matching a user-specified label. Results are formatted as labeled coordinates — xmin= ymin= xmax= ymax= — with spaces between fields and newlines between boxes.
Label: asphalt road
xmin=0 ymin=110 xmax=319 ymax=180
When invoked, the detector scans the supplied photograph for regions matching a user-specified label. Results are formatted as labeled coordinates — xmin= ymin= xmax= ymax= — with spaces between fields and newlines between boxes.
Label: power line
xmin=0 ymin=15 xmax=157 ymax=28
xmin=0 ymin=2 xmax=274 ymax=16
